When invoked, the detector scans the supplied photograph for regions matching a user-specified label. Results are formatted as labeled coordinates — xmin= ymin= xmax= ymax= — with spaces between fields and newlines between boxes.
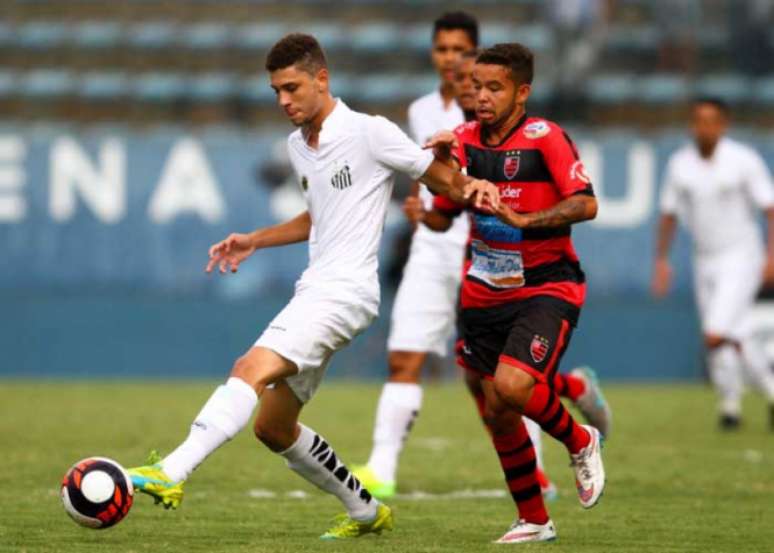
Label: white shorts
xmin=386 ymin=242 xmax=464 ymax=357
xmin=694 ymin=248 xmax=764 ymax=340
xmin=255 ymin=286 xmax=377 ymax=403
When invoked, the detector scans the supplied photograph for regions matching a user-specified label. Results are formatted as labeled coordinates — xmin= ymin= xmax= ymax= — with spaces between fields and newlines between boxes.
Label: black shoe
xmin=719 ymin=414 xmax=741 ymax=431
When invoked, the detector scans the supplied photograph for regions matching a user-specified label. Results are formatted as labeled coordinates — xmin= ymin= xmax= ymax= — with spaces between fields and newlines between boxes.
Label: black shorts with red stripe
xmin=457 ymin=295 xmax=579 ymax=383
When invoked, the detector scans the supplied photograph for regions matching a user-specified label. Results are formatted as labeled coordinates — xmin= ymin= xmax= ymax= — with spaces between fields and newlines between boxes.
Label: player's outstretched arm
xmin=494 ymin=193 xmax=597 ymax=230
xmin=205 ymin=211 xmax=312 ymax=274
xmin=652 ymin=213 xmax=677 ymax=297
xmin=420 ymin=159 xmax=500 ymax=210
xmin=403 ymin=196 xmax=453 ymax=232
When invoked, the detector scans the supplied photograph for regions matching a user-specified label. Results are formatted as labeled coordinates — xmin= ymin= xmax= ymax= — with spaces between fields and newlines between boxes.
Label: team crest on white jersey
xmin=301 ymin=176 xmax=308 ymax=191
xmin=503 ymin=151 xmax=521 ymax=180
xmin=524 ymin=120 xmax=550 ymax=139
xmin=330 ymin=163 xmax=353 ymax=190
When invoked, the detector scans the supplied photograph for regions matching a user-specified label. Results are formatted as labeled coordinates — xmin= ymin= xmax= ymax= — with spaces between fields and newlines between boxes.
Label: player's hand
xmin=402 ymin=196 xmax=426 ymax=226
xmin=651 ymin=258 xmax=672 ymax=298
xmin=493 ymin=202 xmax=529 ymax=228
xmin=763 ymin=256 xmax=774 ymax=286
xmin=464 ymin=179 xmax=500 ymax=211
xmin=205 ymin=233 xmax=257 ymax=274
xmin=423 ymin=130 xmax=458 ymax=162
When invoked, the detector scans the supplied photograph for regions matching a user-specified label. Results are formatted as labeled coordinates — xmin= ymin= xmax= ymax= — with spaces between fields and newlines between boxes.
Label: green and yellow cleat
xmin=126 ymin=450 xmax=184 ymax=510
xmin=320 ymin=503 xmax=394 ymax=540
xmin=351 ymin=465 xmax=396 ymax=500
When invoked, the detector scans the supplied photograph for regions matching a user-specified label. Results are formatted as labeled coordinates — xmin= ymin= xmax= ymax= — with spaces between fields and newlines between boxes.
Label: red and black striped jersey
xmin=434 ymin=114 xmax=594 ymax=309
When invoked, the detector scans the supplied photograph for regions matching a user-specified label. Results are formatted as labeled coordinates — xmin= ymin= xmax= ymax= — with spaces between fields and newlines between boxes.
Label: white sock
xmin=708 ymin=345 xmax=743 ymax=416
xmin=366 ymin=382 xmax=423 ymax=483
xmin=161 ymin=377 xmax=258 ymax=482
xmin=282 ymin=424 xmax=378 ymax=522
xmin=739 ymin=337 xmax=774 ymax=402
xmin=524 ymin=417 xmax=543 ymax=470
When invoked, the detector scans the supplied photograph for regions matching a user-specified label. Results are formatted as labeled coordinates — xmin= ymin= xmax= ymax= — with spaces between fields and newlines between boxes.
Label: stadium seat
xmin=132 ymin=72 xmax=186 ymax=102
xmin=16 ymin=21 xmax=70 ymax=50
xmin=187 ymin=73 xmax=236 ymax=102
xmin=605 ymin=24 xmax=659 ymax=52
xmin=71 ymin=21 xmax=123 ymax=49
xmin=127 ymin=21 xmax=179 ymax=50
xmin=637 ymin=74 xmax=691 ymax=104
xmin=585 ymin=74 xmax=637 ymax=104
xmin=351 ymin=23 xmax=400 ymax=53
xmin=239 ymin=75 xmax=275 ymax=104
xmin=753 ymin=76 xmax=774 ymax=106
xmin=235 ymin=23 xmax=288 ymax=51
xmin=402 ymin=24 xmax=430 ymax=52
xmin=77 ymin=72 xmax=128 ymax=100
xmin=300 ymin=23 xmax=347 ymax=51
xmin=182 ymin=23 xmax=232 ymax=50
xmin=0 ymin=21 xmax=16 ymax=47
xmin=695 ymin=74 xmax=751 ymax=105
xmin=353 ymin=74 xmax=409 ymax=103
xmin=19 ymin=69 xmax=75 ymax=98
xmin=0 ymin=71 xmax=17 ymax=98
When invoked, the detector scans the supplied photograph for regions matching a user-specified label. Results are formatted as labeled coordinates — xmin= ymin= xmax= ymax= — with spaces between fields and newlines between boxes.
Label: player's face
xmin=431 ymin=29 xmax=475 ymax=86
xmin=691 ymin=104 xmax=728 ymax=151
xmin=473 ymin=63 xmax=531 ymax=127
xmin=270 ymin=65 xmax=328 ymax=127
xmin=453 ymin=57 xmax=476 ymax=112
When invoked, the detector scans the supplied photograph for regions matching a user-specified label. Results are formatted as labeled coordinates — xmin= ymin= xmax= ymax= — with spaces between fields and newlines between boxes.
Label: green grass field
xmin=1 ymin=381 xmax=773 ymax=552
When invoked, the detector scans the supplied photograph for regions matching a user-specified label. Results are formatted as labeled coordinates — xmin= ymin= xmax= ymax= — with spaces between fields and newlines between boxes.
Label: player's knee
xmin=253 ymin=420 xmax=295 ymax=452
xmin=493 ymin=368 xmax=534 ymax=407
xmin=387 ymin=351 xmax=423 ymax=383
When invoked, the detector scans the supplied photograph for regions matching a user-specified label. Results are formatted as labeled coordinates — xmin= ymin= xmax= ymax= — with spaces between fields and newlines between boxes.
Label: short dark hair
xmin=476 ymin=43 xmax=534 ymax=85
xmin=433 ymin=12 xmax=479 ymax=47
xmin=692 ymin=96 xmax=730 ymax=116
xmin=265 ymin=33 xmax=327 ymax=74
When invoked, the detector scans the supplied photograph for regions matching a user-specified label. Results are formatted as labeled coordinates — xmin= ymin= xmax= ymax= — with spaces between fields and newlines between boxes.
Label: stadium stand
xmin=0 ymin=0 xmax=772 ymax=125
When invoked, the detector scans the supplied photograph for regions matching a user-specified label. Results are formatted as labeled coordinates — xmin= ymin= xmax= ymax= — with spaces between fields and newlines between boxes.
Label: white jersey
xmin=407 ymin=90 xmax=469 ymax=266
xmin=287 ymin=99 xmax=434 ymax=307
xmin=660 ymin=137 xmax=774 ymax=258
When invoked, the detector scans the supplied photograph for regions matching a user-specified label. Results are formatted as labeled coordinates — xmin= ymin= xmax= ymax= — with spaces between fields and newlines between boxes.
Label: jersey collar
xmin=480 ymin=112 xmax=528 ymax=148
xmin=319 ymin=98 xmax=349 ymax=144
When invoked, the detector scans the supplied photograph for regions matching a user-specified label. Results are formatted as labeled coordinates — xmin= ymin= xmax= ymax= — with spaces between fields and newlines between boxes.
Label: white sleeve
xmin=367 ymin=115 xmax=434 ymax=180
xmin=407 ymin=103 xmax=423 ymax=144
xmin=744 ymin=149 xmax=774 ymax=209
xmin=659 ymin=156 xmax=680 ymax=215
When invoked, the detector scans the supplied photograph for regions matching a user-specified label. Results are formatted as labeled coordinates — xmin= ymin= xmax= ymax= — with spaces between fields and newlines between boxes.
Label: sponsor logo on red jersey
xmin=570 ymin=160 xmax=591 ymax=184
xmin=523 ymin=120 xmax=551 ymax=139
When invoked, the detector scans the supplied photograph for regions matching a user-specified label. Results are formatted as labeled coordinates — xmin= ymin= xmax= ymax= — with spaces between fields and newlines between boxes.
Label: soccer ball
xmin=61 ymin=457 xmax=134 ymax=529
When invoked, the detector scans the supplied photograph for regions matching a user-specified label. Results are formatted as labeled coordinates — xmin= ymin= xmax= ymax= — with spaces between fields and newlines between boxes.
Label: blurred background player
xmin=653 ymin=98 xmax=774 ymax=430
xmin=351 ymin=12 xmax=478 ymax=498
xmin=356 ymin=40 xmax=611 ymax=501
xmin=426 ymin=43 xmax=605 ymax=544
xmin=127 ymin=33 xmax=499 ymax=540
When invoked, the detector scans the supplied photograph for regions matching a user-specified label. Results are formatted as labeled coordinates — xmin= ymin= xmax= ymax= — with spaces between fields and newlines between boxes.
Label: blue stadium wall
xmin=4 ymin=125 xmax=773 ymax=381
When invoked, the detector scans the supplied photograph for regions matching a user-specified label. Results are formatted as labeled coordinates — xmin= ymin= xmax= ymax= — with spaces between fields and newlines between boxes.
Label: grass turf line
xmin=0 ymin=382 xmax=772 ymax=552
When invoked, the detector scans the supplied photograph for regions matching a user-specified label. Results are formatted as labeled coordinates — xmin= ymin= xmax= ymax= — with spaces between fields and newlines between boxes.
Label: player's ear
xmin=315 ymin=67 xmax=329 ymax=94
xmin=516 ymin=83 xmax=531 ymax=104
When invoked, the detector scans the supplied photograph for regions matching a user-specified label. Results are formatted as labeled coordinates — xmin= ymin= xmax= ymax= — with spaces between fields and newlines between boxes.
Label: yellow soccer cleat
xmin=126 ymin=451 xmax=184 ymax=510
xmin=351 ymin=465 xmax=396 ymax=500
xmin=320 ymin=503 xmax=394 ymax=540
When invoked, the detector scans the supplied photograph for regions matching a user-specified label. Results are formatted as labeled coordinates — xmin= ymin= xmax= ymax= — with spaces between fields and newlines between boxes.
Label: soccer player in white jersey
xmin=352 ymin=11 xmax=478 ymax=500
xmin=126 ymin=33 xmax=500 ymax=540
xmin=653 ymin=98 xmax=774 ymax=430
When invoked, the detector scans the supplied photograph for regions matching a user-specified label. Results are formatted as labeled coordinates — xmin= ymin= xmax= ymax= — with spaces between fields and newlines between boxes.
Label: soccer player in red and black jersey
xmin=420 ymin=43 xmax=605 ymax=544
